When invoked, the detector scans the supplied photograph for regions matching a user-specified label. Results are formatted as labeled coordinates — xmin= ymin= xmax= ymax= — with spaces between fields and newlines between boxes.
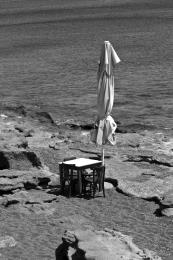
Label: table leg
xmin=78 ymin=170 xmax=82 ymax=196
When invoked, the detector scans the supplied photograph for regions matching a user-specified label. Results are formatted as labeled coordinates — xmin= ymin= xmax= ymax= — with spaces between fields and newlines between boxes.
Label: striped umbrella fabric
xmin=91 ymin=41 xmax=121 ymax=147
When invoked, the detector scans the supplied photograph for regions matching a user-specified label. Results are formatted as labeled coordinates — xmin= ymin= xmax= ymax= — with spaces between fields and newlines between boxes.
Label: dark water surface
xmin=0 ymin=0 xmax=173 ymax=130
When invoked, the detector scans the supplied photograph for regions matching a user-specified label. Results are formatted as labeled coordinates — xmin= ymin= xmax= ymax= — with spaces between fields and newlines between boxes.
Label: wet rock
xmin=1 ymin=104 xmax=56 ymax=127
xmin=30 ymin=111 xmax=56 ymax=125
xmin=56 ymin=228 xmax=162 ymax=260
xmin=1 ymin=104 xmax=27 ymax=117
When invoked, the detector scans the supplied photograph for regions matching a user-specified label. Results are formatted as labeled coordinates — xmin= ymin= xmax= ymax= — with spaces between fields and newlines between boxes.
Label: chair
xmin=82 ymin=165 xmax=105 ymax=198
xmin=59 ymin=157 xmax=77 ymax=197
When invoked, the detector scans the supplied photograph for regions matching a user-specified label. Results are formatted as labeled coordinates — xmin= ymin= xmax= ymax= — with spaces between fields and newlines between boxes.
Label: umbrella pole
xmin=101 ymin=147 xmax=105 ymax=165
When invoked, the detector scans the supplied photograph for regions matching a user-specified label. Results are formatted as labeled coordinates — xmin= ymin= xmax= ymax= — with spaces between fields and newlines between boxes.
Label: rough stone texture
xmin=161 ymin=208 xmax=173 ymax=217
xmin=0 ymin=150 xmax=43 ymax=170
xmin=56 ymin=228 xmax=162 ymax=260
xmin=0 ymin=106 xmax=172 ymax=259
xmin=0 ymin=169 xmax=60 ymax=194
xmin=104 ymin=182 xmax=114 ymax=189
xmin=0 ymin=190 xmax=59 ymax=214
xmin=161 ymin=192 xmax=173 ymax=207
xmin=116 ymin=176 xmax=173 ymax=200
xmin=0 ymin=107 xmax=173 ymax=218
xmin=0 ymin=236 xmax=17 ymax=248
xmin=3 ymin=190 xmax=58 ymax=205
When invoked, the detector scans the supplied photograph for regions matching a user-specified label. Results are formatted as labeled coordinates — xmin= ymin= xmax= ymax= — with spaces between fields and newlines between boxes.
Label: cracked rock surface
xmin=56 ymin=228 xmax=162 ymax=260
xmin=0 ymin=105 xmax=172 ymax=259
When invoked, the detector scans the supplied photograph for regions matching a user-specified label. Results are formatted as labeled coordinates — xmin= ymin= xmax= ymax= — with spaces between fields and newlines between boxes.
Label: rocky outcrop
xmin=56 ymin=228 xmax=162 ymax=260
xmin=160 ymin=192 xmax=173 ymax=217
xmin=0 ymin=106 xmax=173 ymax=218
xmin=0 ymin=168 xmax=59 ymax=194
xmin=0 ymin=150 xmax=42 ymax=170
xmin=0 ymin=104 xmax=56 ymax=126
xmin=0 ymin=190 xmax=58 ymax=215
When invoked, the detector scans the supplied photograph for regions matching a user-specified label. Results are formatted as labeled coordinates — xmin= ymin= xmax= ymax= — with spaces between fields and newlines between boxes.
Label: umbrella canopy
xmin=91 ymin=41 xmax=121 ymax=146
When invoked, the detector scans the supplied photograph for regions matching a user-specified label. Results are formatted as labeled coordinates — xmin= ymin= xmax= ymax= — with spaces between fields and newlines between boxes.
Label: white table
xmin=59 ymin=158 xmax=102 ymax=195
xmin=62 ymin=158 xmax=102 ymax=168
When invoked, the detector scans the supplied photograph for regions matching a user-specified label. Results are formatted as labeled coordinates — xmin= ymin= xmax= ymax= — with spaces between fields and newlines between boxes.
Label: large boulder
xmin=56 ymin=228 xmax=162 ymax=260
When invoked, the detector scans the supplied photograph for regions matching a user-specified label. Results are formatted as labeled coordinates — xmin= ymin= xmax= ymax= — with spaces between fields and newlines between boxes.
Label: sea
xmin=0 ymin=0 xmax=173 ymax=131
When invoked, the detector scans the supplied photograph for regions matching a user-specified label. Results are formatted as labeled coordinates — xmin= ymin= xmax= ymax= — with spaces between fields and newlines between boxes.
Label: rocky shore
xmin=0 ymin=104 xmax=172 ymax=259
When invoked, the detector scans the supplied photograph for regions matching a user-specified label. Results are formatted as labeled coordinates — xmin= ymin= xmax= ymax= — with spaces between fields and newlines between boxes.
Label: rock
xmin=0 ymin=236 xmax=17 ymax=248
xmin=1 ymin=104 xmax=56 ymax=127
xmin=103 ymin=156 xmax=173 ymax=205
xmin=126 ymin=154 xmax=173 ymax=167
xmin=0 ymin=196 xmax=8 ymax=206
xmin=3 ymin=190 xmax=58 ymax=206
xmin=0 ymin=168 xmax=58 ymax=193
xmin=56 ymin=228 xmax=162 ymax=260
xmin=161 ymin=192 xmax=173 ymax=207
xmin=0 ymin=150 xmax=42 ymax=170
xmin=117 ymin=176 xmax=173 ymax=200
xmin=0 ymin=177 xmax=24 ymax=192
xmin=104 ymin=182 xmax=114 ymax=189
xmin=48 ymin=175 xmax=60 ymax=187
xmin=30 ymin=111 xmax=56 ymax=126
xmin=161 ymin=208 xmax=173 ymax=217
xmin=15 ymin=125 xmax=34 ymax=137
xmin=26 ymin=130 xmax=54 ymax=148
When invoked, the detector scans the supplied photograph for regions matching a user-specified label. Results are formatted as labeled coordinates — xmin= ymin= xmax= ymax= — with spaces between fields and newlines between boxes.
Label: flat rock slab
xmin=3 ymin=190 xmax=58 ymax=206
xmin=117 ymin=176 xmax=173 ymax=200
xmin=57 ymin=228 xmax=162 ymax=260
xmin=0 ymin=169 xmax=60 ymax=193
xmin=103 ymin=157 xmax=173 ymax=208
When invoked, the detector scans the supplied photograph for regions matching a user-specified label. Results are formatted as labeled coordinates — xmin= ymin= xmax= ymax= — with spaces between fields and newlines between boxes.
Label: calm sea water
xmin=0 ymin=0 xmax=173 ymax=130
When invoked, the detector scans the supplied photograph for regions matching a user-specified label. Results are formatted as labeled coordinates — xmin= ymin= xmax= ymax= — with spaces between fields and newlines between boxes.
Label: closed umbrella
xmin=91 ymin=41 xmax=121 ymax=164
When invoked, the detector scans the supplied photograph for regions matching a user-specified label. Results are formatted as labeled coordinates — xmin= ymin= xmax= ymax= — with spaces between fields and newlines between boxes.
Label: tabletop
xmin=61 ymin=158 xmax=102 ymax=168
